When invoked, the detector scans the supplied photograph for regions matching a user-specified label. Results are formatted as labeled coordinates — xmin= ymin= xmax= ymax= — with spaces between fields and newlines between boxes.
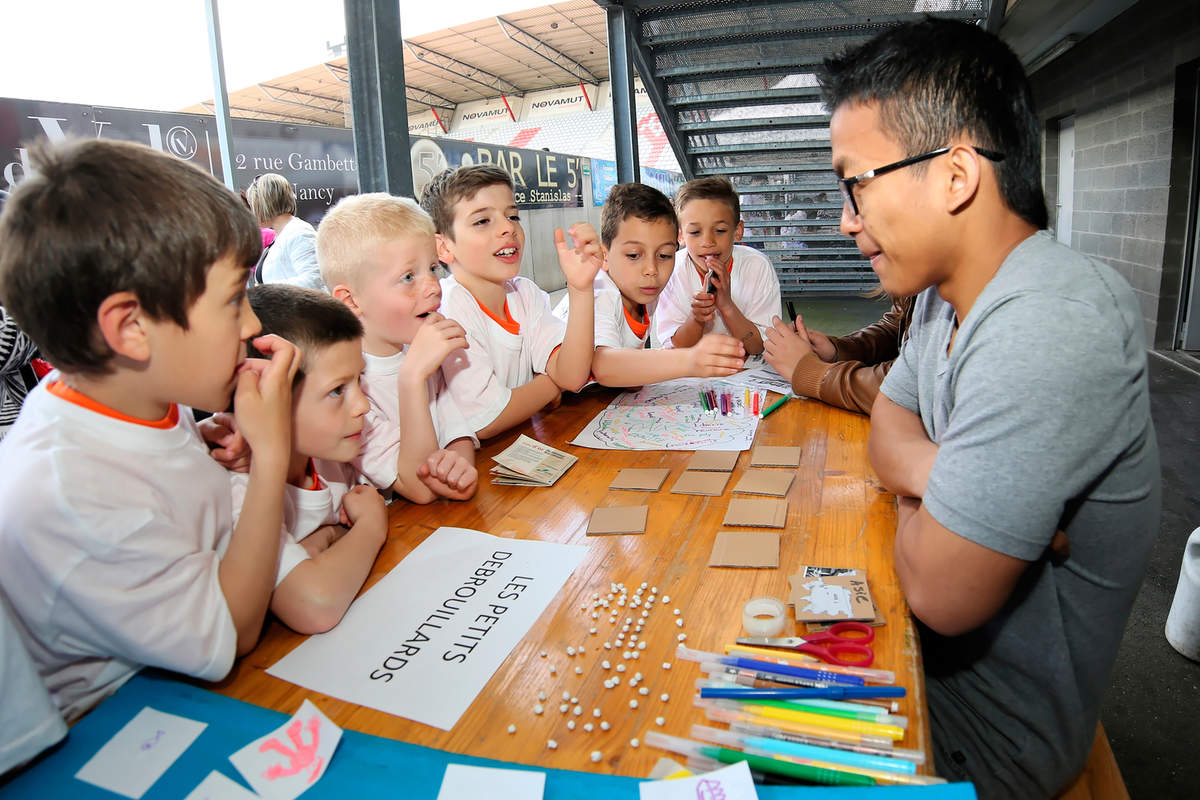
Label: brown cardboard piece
xmin=787 ymin=570 xmax=876 ymax=622
xmin=723 ymin=497 xmax=788 ymax=528
xmin=669 ymin=470 xmax=731 ymax=496
xmin=609 ymin=468 xmax=670 ymax=491
xmin=732 ymin=469 xmax=796 ymax=497
xmin=686 ymin=450 xmax=740 ymax=472
xmin=708 ymin=531 xmax=780 ymax=568
xmin=749 ymin=445 xmax=802 ymax=467
xmin=586 ymin=505 xmax=649 ymax=535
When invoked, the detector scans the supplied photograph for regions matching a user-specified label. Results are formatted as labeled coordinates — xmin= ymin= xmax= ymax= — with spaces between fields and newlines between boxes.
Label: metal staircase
xmin=611 ymin=0 xmax=991 ymax=297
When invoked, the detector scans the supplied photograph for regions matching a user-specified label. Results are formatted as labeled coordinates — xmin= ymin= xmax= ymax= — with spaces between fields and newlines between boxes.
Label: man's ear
xmin=331 ymin=283 xmax=363 ymax=317
xmin=95 ymin=292 xmax=150 ymax=362
xmin=434 ymin=233 xmax=456 ymax=266
xmin=945 ymin=144 xmax=982 ymax=215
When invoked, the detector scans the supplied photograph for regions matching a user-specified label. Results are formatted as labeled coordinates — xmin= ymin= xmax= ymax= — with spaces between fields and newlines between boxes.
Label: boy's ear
xmin=331 ymin=283 xmax=363 ymax=317
xmin=734 ymin=219 xmax=745 ymax=243
xmin=434 ymin=233 xmax=456 ymax=266
xmin=599 ymin=243 xmax=610 ymax=273
xmin=95 ymin=291 xmax=151 ymax=362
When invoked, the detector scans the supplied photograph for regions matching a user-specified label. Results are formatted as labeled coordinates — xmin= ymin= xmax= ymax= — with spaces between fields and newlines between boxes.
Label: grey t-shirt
xmin=880 ymin=231 xmax=1160 ymax=798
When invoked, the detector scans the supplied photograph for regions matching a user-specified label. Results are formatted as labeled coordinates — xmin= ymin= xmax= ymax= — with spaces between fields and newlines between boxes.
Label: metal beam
xmin=623 ymin=13 xmax=692 ymax=179
xmin=404 ymin=41 xmax=525 ymax=96
xmin=344 ymin=0 xmax=413 ymax=196
xmin=497 ymin=16 xmax=599 ymax=85
xmin=605 ymin=4 xmax=638 ymax=183
xmin=203 ymin=0 xmax=236 ymax=190
xmin=256 ymin=85 xmax=344 ymax=118
xmin=201 ymin=102 xmax=326 ymax=127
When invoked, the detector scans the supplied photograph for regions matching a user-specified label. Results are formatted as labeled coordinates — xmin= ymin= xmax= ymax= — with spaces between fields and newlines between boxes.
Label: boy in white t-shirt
xmin=555 ymin=182 xmax=746 ymax=387
xmin=231 ymin=285 xmax=387 ymax=634
xmin=420 ymin=165 xmax=601 ymax=439
xmin=0 ymin=139 xmax=299 ymax=720
xmin=319 ymin=193 xmax=478 ymax=503
xmin=656 ymin=176 xmax=782 ymax=355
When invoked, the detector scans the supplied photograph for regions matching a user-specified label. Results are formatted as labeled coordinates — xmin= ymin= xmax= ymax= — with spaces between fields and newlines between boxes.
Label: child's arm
xmin=269 ymin=485 xmax=388 ymax=634
xmin=476 ymin=373 xmax=561 ymax=440
xmin=220 ymin=334 xmax=301 ymax=655
xmin=544 ymin=224 xmax=602 ymax=392
xmin=390 ymin=314 xmax=469 ymax=504
xmin=416 ymin=438 xmax=478 ymax=500
xmin=707 ymin=266 xmax=764 ymax=355
xmin=591 ymin=334 xmax=745 ymax=387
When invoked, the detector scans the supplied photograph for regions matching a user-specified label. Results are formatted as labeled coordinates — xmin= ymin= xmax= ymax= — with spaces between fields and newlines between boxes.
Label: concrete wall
xmin=1030 ymin=0 xmax=1200 ymax=345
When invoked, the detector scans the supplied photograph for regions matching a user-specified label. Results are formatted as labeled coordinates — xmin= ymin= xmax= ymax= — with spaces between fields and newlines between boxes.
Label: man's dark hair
xmin=673 ymin=176 xmax=741 ymax=221
xmin=601 ymin=183 xmax=678 ymax=247
xmin=419 ymin=164 xmax=514 ymax=239
xmin=0 ymin=138 xmax=260 ymax=375
xmin=247 ymin=284 xmax=363 ymax=386
xmin=817 ymin=16 xmax=1048 ymax=230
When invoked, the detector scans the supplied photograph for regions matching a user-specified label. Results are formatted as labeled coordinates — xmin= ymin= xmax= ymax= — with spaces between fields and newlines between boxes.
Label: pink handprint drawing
xmin=696 ymin=778 xmax=726 ymax=800
xmin=260 ymin=716 xmax=324 ymax=784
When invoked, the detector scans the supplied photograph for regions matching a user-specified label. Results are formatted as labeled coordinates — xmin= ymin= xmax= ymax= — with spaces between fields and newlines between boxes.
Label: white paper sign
xmin=436 ymin=764 xmax=546 ymax=800
xmin=638 ymin=760 xmax=759 ymax=800
xmin=183 ymin=771 xmax=259 ymax=800
xmin=74 ymin=706 xmax=207 ymax=799
xmin=228 ymin=699 xmax=341 ymax=800
xmin=267 ymin=527 xmax=588 ymax=730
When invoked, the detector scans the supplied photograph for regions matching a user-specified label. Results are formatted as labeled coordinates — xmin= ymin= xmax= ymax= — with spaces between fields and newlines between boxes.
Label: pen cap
xmin=644 ymin=731 xmax=706 ymax=760
xmin=691 ymin=724 xmax=745 ymax=750
xmin=676 ymin=643 xmax=726 ymax=665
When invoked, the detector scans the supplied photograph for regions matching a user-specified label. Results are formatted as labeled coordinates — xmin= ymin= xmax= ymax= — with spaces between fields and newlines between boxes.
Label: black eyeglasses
xmin=837 ymin=146 xmax=1005 ymax=217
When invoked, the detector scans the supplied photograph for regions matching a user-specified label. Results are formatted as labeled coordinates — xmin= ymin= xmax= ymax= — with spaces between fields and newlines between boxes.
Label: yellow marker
xmin=726 ymin=644 xmax=896 ymax=685
xmin=742 ymin=703 xmax=905 ymax=741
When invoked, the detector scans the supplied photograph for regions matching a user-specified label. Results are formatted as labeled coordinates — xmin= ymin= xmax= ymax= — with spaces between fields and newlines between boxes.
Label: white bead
xmin=593 ymin=707 xmax=602 ymax=717
xmin=662 ymin=662 xmax=671 ymax=670
xmin=630 ymin=738 xmax=640 ymax=748
xmin=566 ymin=646 xmax=575 ymax=656
xmin=641 ymin=610 xmax=649 ymax=618
xmin=611 ymin=675 xmax=621 ymax=685
xmin=590 ymin=750 xmax=603 ymax=763
xmin=571 ymin=697 xmax=579 ymax=705
xmin=675 ymin=619 xmax=684 ymax=627
xmin=651 ymin=587 xmax=658 ymax=594
xmin=616 ymin=664 xmax=626 ymax=673
xmin=662 ymin=595 xmax=670 ymax=603
xmin=573 ymin=705 xmax=582 ymax=716
xmin=655 ymin=716 xmax=665 ymax=726
xmin=677 ymin=634 xmax=687 ymax=642
xmin=638 ymin=687 xmax=649 ymax=696
xmin=631 ymin=652 xmax=640 ymax=659
xmin=634 ymin=672 xmax=643 ymax=681
xmin=559 ymin=703 xmax=569 ymax=713
xmin=601 ymin=660 xmax=611 ymax=669
xmin=540 ymin=651 xmax=547 ymax=658
xmin=563 ymin=690 xmax=571 ymax=701
xmin=637 ymin=641 xmax=647 ymax=650
xmin=507 ymin=724 xmax=516 ymax=734
xmin=547 ymin=739 xmax=558 ymax=749
xmin=538 ymin=691 xmax=547 ymax=701
xmin=591 ymin=612 xmax=598 ymax=620
xmin=603 ymin=642 xmax=612 ymax=649
xmin=629 ymin=699 xmax=638 ymax=708
xmin=660 ymin=693 xmax=670 ymax=702
xmin=673 ymin=608 xmax=681 ymax=616
xmin=549 ymin=665 xmax=557 ymax=674
xmin=590 ymin=627 xmax=597 ymax=635
xmin=600 ymin=720 xmax=611 ymax=731
xmin=533 ymin=704 xmax=544 ymax=714
xmin=583 ymin=722 xmax=594 ymax=732
xmin=567 ymin=720 xmax=576 ymax=730
xmin=575 ymin=666 xmax=583 ymax=674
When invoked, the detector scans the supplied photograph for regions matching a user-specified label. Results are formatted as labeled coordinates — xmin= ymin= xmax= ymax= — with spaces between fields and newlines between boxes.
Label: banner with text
xmin=410 ymin=136 xmax=584 ymax=209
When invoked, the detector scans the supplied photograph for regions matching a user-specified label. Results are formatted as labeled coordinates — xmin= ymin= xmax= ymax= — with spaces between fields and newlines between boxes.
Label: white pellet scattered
xmin=611 ymin=676 xmax=621 ymax=686
xmin=631 ymin=652 xmax=640 ymax=659
xmin=677 ymin=634 xmax=687 ymax=642
xmin=640 ymin=581 xmax=648 ymax=589
xmin=622 ymin=624 xmax=630 ymax=632
xmin=630 ymin=738 xmax=640 ymax=748
xmin=662 ymin=595 xmax=671 ymax=603
xmin=638 ymin=687 xmax=649 ymax=696
xmin=547 ymin=739 xmax=558 ymax=750
xmin=591 ymin=612 xmax=598 ymax=620
xmin=581 ymin=605 xmax=587 ymax=612
xmin=567 ymin=720 xmax=576 ymax=730
xmin=574 ymin=666 xmax=583 ymax=674
xmin=617 ymin=597 xmax=626 ymax=606
xmin=616 ymin=633 xmax=625 ymax=642
xmin=590 ymin=750 xmax=603 ymax=763
xmin=641 ymin=610 xmax=649 ymax=618
xmin=534 ymin=704 xmax=544 ymax=714
xmin=583 ymin=722 xmax=594 ymax=732
xmin=629 ymin=699 xmax=638 ymax=709
xmin=625 ymin=617 xmax=633 ymax=625
xmin=573 ymin=705 xmax=583 ymax=716
xmin=637 ymin=641 xmax=647 ymax=650
xmin=593 ymin=707 xmax=602 ymax=717
xmin=603 ymin=679 xmax=614 ymax=689
xmin=562 ymin=690 xmax=571 ymax=701
xmin=655 ymin=716 xmax=665 ymax=726
xmin=578 ymin=645 xmax=585 ymax=653
xmin=600 ymin=720 xmax=611 ymax=731
xmin=566 ymin=646 xmax=576 ymax=656
xmin=616 ymin=664 xmax=627 ymax=673
xmin=560 ymin=703 xmax=569 ymax=713
xmin=571 ymin=696 xmax=579 ymax=704
xmin=593 ymin=592 xmax=599 ymax=600
xmin=634 ymin=672 xmax=643 ymax=681
xmin=507 ymin=724 xmax=517 ymax=734
xmin=538 ymin=690 xmax=547 ymax=701
xmin=629 ymin=678 xmax=638 ymax=688
xmin=540 ymin=650 xmax=547 ymax=658
xmin=673 ymin=608 xmax=681 ymax=616
xmin=651 ymin=586 xmax=658 ymax=594
xmin=675 ymin=619 xmax=684 ymax=627
xmin=549 ymin=665 xmax=557 ymax=674
xmin=622 ymin=650 xmax=631 ymax=659
xmin=602 ymin=660 xmax=611 ymax=670
xmin=604 ymin=641 xmax=612 ymax=650
xmin=589 ymin=627 xmax=597 ymax=635
xmin=660 ymin=693 xmax=670 ymax=702
xmin=601 ymin=599 xmax=610 ymax=607
xmin=663 ymin=662 xmax=672 ymax=670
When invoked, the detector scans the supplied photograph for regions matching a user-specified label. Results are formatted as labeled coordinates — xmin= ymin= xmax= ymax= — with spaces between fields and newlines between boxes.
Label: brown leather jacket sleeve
xmin=825 ymin=297 xmax=910 ymax=365
xmin=789 ymin=352 xmax=893 ymax=415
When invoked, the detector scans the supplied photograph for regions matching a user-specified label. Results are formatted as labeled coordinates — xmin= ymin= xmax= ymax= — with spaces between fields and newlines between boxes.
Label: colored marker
xmin=700 ymin=687 xmax=905 ymax=701
xmin=760 ymin=393 xmax=791 ymax=418
xmin=644 ymin=732 xmax=875 ymax=787
xmin=752 ymin=392 xmax=760 ymax=415
xmin=698 ymin=391 xmax=710 ymax=412
xmin=692 ymin=725 xmax=916 ymax=775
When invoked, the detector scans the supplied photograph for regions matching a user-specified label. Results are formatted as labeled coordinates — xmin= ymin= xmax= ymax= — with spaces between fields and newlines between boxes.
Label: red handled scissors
xmin=735 ymin=621 xmax=876 ymax=667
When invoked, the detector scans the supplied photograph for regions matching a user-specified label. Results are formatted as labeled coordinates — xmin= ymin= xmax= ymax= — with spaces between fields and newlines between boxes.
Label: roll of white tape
xmin=742 ymin=597 xmax=787 ymax=637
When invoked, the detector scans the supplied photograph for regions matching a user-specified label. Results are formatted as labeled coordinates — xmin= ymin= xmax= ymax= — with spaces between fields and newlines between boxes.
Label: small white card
xmin=74 ymin=706 xmax=207 ymax=799
xmin=229 ymin=699 xmax=342 ymax=800
xmin=638 ymin=760 xmax=758 ymax=800
xmin=436 ymin=764 xmax=546 ymax=800
xmin=183 ymin=771 xmax=260 ymax=800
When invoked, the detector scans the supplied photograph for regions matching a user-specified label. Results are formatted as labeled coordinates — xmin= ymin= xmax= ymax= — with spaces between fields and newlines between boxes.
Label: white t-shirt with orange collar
xmin=355 ymin=351 xmax=478 ymax=488
xmin=0 ymin=378 xmax=240 ymax=720
xmin=654 ymin=244 xmax=781 ymax=348
xmin=438 ymin=274 xmax=566 ymax=433
xmin=553 ymin=272 xmax=652 ymax=351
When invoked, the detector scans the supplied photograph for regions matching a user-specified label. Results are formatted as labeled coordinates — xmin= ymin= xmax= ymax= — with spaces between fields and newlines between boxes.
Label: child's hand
xmin=234 ymin=334 xmax=302 ymax=468
xmin=340 ymin=484 xmax=388 ymax=532
xmin=807 ymin=326 xmax=837 ymax=362
xmin=299 ymin=524 xmax=348 ymax=557
xmin=763 ymin=315 xmax=814 ymax=382
xmin=704 ymin=261 xmax=736 ymax=314
xmin=687 ymin=333 xmax=746 ymax=377
xmin=690 ymin=289 xmax=717 ymax=326
xmin=198 ymin=412 xmax=252 ymax=473
xmin=401 ymin=312 xmax=468 ymax=382
xmin=555 ymin=223 xmax=604 ymax=291
xmin=417 ymin=449 xmax=478 ymax=494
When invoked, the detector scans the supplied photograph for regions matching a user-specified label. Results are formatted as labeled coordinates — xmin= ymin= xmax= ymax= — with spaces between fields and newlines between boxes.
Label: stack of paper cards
xmin=490 ymin=434 xmax=578 ymax=486
xmin=787 ymin=567 xmax=877 ymax=622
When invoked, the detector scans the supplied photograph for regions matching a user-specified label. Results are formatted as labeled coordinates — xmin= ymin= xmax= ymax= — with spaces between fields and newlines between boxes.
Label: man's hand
xmin=555 ymin=223 xmax=604 ymax=291
xmin=234 ymin=334 xmax=302 ymax=468
xmin=763 ymin=315 xmax=814 ymax=381
xmin=400 ymin=313 xmax=468 ymax=382
xmin=198 ymin=412 xmax=251 ymax=472
xmin=417 ymin=449 xmax=478 ymax=494
xmin=686 ymin=333 xmax=745 ymax=377
xmin=807 ymin=327 xmax=837 ymax=362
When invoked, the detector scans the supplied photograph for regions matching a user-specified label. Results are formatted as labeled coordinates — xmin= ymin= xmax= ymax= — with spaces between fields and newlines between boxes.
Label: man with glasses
xmin=818 ymin=18 xmax=1159 ymax=798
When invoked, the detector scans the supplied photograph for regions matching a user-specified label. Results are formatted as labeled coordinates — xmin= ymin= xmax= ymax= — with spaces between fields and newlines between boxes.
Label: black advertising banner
xmin=1 ymin=98 xmax=583 ymax=222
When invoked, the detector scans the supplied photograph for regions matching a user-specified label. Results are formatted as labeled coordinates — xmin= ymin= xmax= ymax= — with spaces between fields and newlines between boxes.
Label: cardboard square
xmin=668 ymin=470 xmax=731 ymax=496
xmin=686 ymin=450 xmax=740 ymax=472
xmin=587 ymin=505 xmax=648 ymax=535
xmin=750 ymin=445 xmax=802 ymax=467
xmin=722 ymin=497 xmax=788 ymax=528
xmin=732 ymin=469 xmax=796 ymax=497
xmin=609 ymin=468 xmax=670 ymax=491
xmin=708 ymin=531 xmax=780 ymax=568
xmin=788 ymin=570 xmax=876 ymax=622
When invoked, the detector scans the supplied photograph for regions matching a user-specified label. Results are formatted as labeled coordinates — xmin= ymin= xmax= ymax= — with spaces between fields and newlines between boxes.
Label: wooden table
xmin=212 ymin=387 xmax=930 ymax=777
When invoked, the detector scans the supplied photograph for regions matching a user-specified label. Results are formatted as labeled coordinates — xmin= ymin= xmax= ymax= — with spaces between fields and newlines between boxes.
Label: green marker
xmin=760 ymin=393 xmax=792 ymax=419
xmin=644 ymin=731 xmax=875 ymax=787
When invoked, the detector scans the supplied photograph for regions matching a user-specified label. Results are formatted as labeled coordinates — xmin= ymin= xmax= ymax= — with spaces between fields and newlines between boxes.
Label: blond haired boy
xmin=319 ymin=193 xmax=478 ymax=503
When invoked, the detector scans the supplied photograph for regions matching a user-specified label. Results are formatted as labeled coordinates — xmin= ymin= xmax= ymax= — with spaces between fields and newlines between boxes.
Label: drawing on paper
xmin=800 ymin=577 xmax=853 ymax=617
xmin=261 ymin=716 xmax=323 ymax=784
